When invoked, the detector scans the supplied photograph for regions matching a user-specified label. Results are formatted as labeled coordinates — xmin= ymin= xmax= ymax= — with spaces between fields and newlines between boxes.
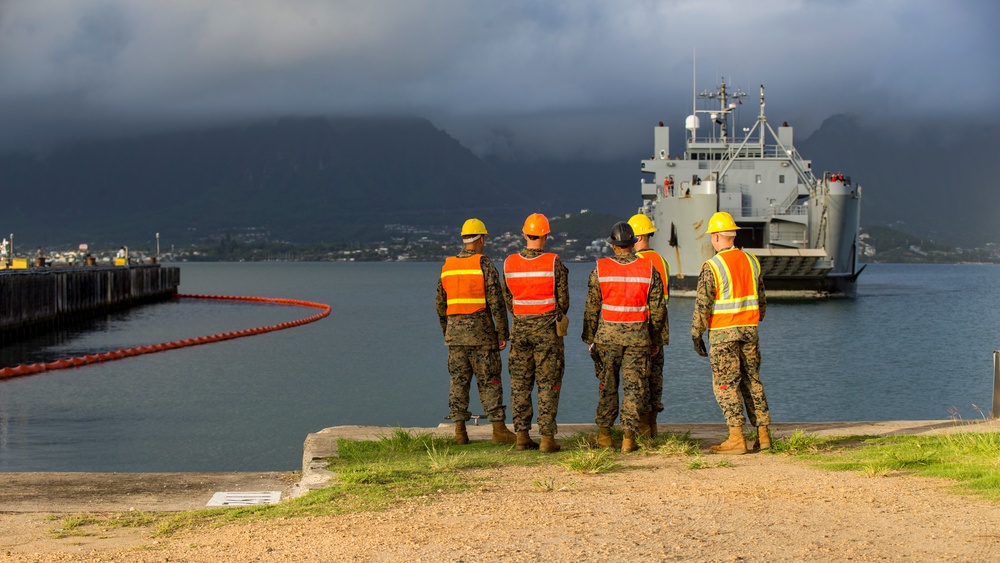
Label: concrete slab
xmin=0 ymin=472 xmax=297 ymax=513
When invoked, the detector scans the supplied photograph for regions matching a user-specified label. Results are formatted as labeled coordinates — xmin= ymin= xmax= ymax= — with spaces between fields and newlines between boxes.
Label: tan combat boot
xmin=649 ymin=411 xmax=659 ymax=439
xmin=709 ymin=426 xmax=747 ymax=455
xmin=638 ymin=416 xmax=651 ymax=438
xmin=594 ymin=427 xmax=613 ymax=448
xmin=515 ymin=430 xmax=539 ymax=450
xmin=622 ymin=430 xmax=639 ymax=453
xmin=491 ymin=421 xmax=517 ymax=444
xmin=757 ymin=425 xmax=771 ymax=450
xmin=454 ymin=420 xmax=469 ymax=445
xmin=539 ymin=435 xmax=561 ymax=453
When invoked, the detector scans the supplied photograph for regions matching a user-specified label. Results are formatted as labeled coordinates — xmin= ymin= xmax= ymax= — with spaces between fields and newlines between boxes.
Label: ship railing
xmin=702 ymin=143 xmax=818 ymax=189
xmin=775 ymin=186 xmax=800 ymax=213
xmin=733 ymin=205 xmax=808 ymax=219
xmin=777 ymin=204 xmax=808 ymax=216
xmin=688 ymin=140 xmax=802 ymax=161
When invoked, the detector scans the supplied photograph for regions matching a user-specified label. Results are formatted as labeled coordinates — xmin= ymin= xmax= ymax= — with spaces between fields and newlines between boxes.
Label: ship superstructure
xmin=638 ymin=81 xmax=864 ymax=297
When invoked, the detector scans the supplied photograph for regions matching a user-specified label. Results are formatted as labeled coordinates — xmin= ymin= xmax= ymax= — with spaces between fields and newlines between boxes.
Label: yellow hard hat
xmin=522 ymin=213 xmax=550 ymax=236
xmin=705 ymin=212 xmax=740 ymax=234
xmin=461 ymin=218 xmax=488 ymax=236
xmin=628 ymin=213 xmax=657 ymax=236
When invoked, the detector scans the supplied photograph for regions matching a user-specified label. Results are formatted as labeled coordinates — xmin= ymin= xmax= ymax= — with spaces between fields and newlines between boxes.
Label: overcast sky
xmin=1 ymin=0 xmax=996 ymax=158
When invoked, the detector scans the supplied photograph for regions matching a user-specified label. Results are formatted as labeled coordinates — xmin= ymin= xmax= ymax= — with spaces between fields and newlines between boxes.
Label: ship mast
xmin=697 ymin=80 xmax=745 ymax=143
xmin=759 ymin=85 xmax=766 ymax=148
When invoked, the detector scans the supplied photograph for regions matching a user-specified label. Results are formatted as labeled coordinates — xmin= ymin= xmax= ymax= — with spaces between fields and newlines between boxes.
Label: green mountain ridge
xmin=1 ymin=117 xmax=530 ymax=246
xmin=0 ymin=114 xmax=995 ymax=250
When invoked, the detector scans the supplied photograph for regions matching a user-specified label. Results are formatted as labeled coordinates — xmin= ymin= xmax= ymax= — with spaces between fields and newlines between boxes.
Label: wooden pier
xmin=0 ymin=264 xmax=180 ymax=342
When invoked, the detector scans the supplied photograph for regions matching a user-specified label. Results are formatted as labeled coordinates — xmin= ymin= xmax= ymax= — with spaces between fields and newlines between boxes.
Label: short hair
xmin=526 ymin=234 xmax=541 ymax=241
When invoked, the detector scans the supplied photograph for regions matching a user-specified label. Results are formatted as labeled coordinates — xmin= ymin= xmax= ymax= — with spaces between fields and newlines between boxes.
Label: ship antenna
xmin=759 ymin=84 xmax=766 ymax=147
xmin=692 ymin=50 xmax=697 ymax=117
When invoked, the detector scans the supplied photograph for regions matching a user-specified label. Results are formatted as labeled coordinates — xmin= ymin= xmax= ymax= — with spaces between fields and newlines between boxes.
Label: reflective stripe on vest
xmin=441 ymin=254 xmax=487 ymax=315
xmin=637 ymin=248 xmax=670 ymax=301
xmin=504 ymin=253 xmax=557 ymax=315
xmin=706 ymin=248 xmax=761 ymax=329
xmin=596 ymin=257 xmax=652 ymax=323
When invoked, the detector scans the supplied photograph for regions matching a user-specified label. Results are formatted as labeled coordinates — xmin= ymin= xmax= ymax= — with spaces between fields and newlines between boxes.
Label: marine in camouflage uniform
xmin=629 ymin=212 xmax=671 ymax=436
xmin=581 ymin=222 xmax=668 ymax=451
xmin=502 ymin=220 xmax=570 ymax=450
xmin=691 ymin=212 xmax=771 ymax=454
xmin=436 ymin=219 xmax=516 ymax=445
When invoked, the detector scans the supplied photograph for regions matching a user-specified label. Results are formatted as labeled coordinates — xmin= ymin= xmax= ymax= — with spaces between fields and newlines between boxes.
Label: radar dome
xmin=685 ymin=115 xmax=700 ymax=130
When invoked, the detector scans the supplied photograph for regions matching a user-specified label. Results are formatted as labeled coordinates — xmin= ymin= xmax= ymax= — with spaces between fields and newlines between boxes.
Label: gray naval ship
xmin=638 ymin=80 xmax=864 ymax=298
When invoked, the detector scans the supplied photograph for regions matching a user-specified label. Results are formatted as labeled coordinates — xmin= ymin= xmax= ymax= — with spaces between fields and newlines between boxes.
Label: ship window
xmin=756 ymin=175 xmax=762 ymax=184
xmin=779 ymin=175 xmax=785 ymax=183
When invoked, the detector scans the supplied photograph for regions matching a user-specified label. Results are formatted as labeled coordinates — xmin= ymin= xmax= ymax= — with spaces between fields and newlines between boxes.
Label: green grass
xmin=687 ymin=455 xmax=734 ymax=470
xmin=533 ymin=476 xmax=575 ymax=491
xmin=653 ymin=431 xmax=702 ymax=456
xmin=774 ymin=430 xmax=1000 ymax=501
xmin=48 ymin=511 xmax=161 ymax=538
xmin=152 ymin=429 xmax=556 ymax=536
xmin=563 ymin=439 xmax=620 ymax=473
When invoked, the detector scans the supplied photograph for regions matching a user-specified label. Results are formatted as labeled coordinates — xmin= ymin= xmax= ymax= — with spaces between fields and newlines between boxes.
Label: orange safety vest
xmin=706 ymin=248 xmax=761 ymax=330
xmin=636 ymin=248 xmax=670 ymax=301
xmin=504 ymin=253 xmax=557 ymax=315
xmin=440 ymin=254 xmax=487 ymax=315
xmin=596 ymin=258 xmax=652 ymax=323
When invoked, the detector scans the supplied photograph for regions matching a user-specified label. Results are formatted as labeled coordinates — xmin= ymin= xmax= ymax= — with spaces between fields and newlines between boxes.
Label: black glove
xmin=693 ymin=335 xmax=708 ymax=357
xmin=589 ymin=343 xmax=601 ymax=364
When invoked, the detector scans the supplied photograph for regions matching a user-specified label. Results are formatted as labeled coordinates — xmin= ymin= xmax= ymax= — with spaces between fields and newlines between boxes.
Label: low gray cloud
xmin=0 ymin=0 xmax=996 ymax=156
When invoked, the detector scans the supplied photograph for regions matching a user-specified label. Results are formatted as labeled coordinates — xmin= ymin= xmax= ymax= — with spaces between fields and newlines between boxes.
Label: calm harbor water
xmin=1 ymin=262 xmax=998 ymax=472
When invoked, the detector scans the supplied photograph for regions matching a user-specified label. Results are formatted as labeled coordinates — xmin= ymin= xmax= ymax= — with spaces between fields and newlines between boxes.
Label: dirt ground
xmin=3 ymin=445 xmax=1000 ymax=562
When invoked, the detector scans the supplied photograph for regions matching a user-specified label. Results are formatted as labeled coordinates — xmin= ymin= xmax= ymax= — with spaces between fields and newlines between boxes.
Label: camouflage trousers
xmin=709 ymin=339 xmax=770 ymax=427
xmin=649 ymin=346 xmax=664 ymax=415
xmin=508 ymin=335 xmax=565 ymax=436
xmin=594 ymin=344 xmax=650 ymax=432
xmin=448 ymin=345 xmax=507 ymax=423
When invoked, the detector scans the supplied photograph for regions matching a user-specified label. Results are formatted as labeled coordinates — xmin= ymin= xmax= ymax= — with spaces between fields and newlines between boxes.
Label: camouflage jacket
xmin=691 ymin=247 xmax=767 ymax=345
xmin=501 ymin=248 xmax=570 ymax=342
xmin=581 ymin=252 xmax=669 ymax=347
xmin=436 ymin=249 xmax=510 ymax=346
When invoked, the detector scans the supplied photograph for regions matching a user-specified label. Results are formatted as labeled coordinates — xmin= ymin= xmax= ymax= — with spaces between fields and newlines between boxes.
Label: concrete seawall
xmin=0 ymin=264 xmax=180 ymax=341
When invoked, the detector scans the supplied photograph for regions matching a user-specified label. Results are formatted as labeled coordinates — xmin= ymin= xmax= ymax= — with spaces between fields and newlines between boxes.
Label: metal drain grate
xmin=207 ymin=491 xmax=281 ymax=507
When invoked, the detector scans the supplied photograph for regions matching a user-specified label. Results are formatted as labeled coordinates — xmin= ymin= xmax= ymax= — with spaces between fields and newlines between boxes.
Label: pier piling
xmin=0 ymin=264 xmax=180 ymax=344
